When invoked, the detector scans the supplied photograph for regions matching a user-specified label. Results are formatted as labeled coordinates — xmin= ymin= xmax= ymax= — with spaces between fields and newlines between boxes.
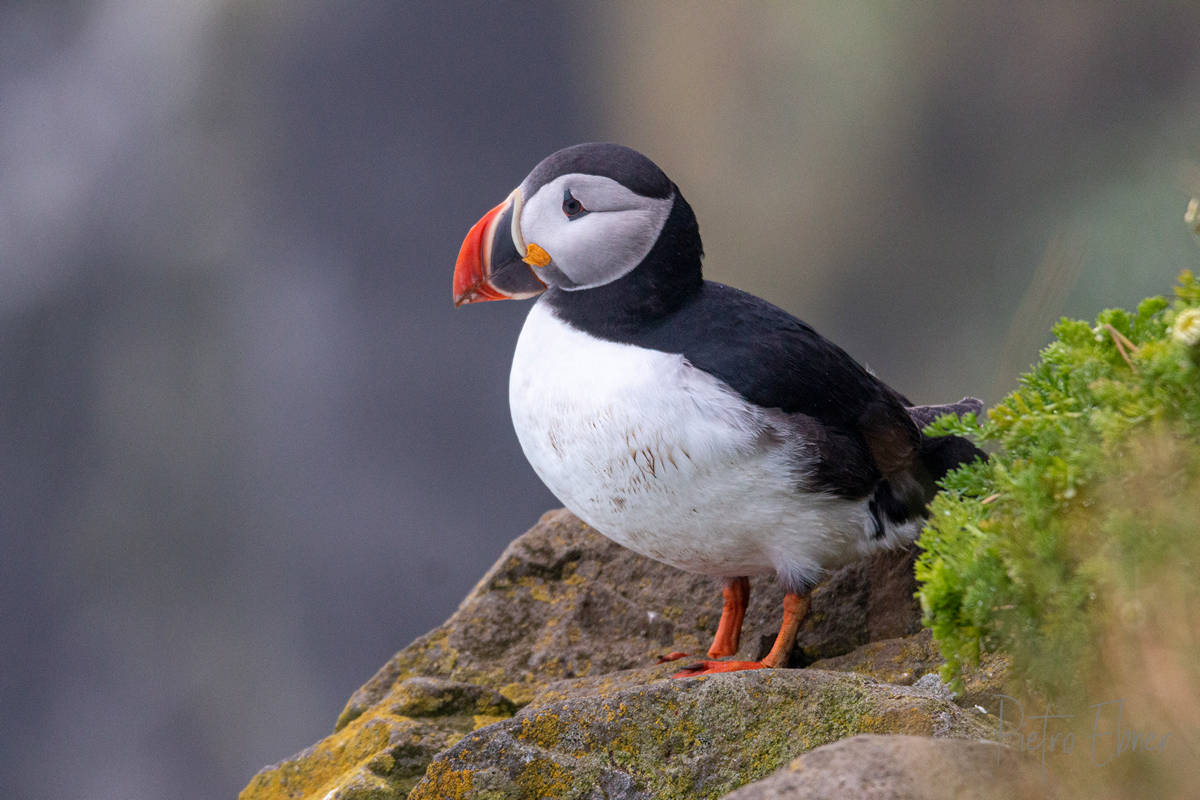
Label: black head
xmin=522 ymin=143 xmax=672 ymax=203
xmin=453 ymin=143 xmax=703 ymax=319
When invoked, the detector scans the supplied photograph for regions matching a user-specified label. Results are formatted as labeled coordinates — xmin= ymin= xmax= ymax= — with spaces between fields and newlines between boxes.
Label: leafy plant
xmin=916 ymin=270 xmax=1200 ymax=698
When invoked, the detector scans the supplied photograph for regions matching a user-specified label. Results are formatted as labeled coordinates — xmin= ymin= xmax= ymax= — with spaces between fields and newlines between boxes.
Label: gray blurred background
xmin=3 ymin=3 xmax=1199 ymax=798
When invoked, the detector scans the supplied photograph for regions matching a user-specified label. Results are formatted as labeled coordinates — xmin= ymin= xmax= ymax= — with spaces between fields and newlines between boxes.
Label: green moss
xmin=917 ymin=270 xmax=1200 ymax=698
xmin=386 ymin=678 xmax=516 ymax=721
xmin=796 ymin=680 xmax=878 ymax=748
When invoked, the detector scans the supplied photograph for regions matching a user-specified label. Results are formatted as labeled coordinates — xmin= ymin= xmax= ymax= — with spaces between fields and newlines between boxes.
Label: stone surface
xmin=956 ymin=650 xmax=1013 ymax=715
xmin=719 ymin=734 xmax=1053 ymax=800
xmin=240 ymin=510 xmax=984 ymax=800
xmin=336 ymin=509 xmax=925 ymax=725
xmin=240 ymin=678 xmax=514 ymax=799
xmin=809 ymin=628 xmax=944 ymax=686
xmin=790 ymin=543 xmax=923 ymax=663
xmin=809 ymin=629 xmax=1012 ymax=716
xmin=409 ymin=670 xmax=992 ymax=800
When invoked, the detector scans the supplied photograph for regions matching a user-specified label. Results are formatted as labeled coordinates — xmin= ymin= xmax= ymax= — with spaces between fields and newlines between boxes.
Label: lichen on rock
xmin=409 ymin=670 xmax=990 ymax=800
xmin=241 ymin=509 xmax=1001 ymax=800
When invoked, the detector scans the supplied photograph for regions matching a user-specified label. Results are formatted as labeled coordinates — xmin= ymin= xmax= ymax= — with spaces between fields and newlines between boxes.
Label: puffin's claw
xmin=655 ymin=651 xmax=691 ymax=664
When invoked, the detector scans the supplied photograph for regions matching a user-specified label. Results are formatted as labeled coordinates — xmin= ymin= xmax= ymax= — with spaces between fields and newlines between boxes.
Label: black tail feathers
xmin=867 ymin=397 xmax=987 ymax=540
xmin=906 ymin=396 xmax=983 ymax=431
xmin=909 ymin=396 xmax=987 ymax=483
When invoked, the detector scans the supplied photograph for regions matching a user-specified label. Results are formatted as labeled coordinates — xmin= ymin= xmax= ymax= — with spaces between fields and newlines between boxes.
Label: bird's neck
xmin=544 ymin=190 xmax=704 ymax=338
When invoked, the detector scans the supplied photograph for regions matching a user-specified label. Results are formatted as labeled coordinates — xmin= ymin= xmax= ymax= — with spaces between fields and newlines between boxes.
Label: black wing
xmin=635 ymin=282 xmax=921 ymax=497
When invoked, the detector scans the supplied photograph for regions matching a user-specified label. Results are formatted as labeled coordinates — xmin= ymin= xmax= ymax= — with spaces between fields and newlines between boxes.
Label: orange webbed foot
xmin=654 ymin=651 xmax=691 ymax=664
xmin=672 ymin=590 xmax=812 ymax=679
xmin=671 ymin=659 xmax=769 ymax=678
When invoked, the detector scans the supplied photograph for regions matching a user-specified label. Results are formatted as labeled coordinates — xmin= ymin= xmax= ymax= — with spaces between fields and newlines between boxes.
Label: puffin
xmin=452 ymin=143 xmax=983 ymax=676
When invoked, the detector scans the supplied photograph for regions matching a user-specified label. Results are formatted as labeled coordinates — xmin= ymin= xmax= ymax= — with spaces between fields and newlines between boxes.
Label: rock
xmin=719 ymin=734 xmax=1053 ymax=800
xmin=956 ymin=650 xmax=1012 ymax=715
xmin=337 ymin=510 xmax=925 ymax=723
xmin=239 ymin=510 xmax=978 ymax=800
xmin=809 ymin=628 xmax=944 ymax=686
xmin=239 ymin=679 xmax=514 ymax=800
xmin=808 ymin=628 xmax=1014 ymax=717
xmin=332 ymin=508 xmax=719 ymax=723
xmin=789 ymin=543 xmax=923 ymax=663
xmin=911 ymin=672 xmax=957 ymax=703
xmin=409 ymin=670 xmax=992 ymax=800
xmin=387 ymin=676 xmax=516 ymax=720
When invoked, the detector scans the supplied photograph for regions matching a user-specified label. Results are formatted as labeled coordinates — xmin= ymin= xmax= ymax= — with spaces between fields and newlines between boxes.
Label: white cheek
xmin=518 ymin=174 xmax=673 ymax=290
xmin=542 ymin=211 xmax=659 ymax=287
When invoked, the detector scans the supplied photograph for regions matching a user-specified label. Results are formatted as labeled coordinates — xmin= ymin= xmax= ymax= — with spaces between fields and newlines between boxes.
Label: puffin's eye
xmin=562 ymin=189 xmax=588 ymax=219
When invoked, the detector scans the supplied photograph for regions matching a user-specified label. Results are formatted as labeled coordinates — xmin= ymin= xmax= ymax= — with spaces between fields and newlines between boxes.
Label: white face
xmin=517 ymin=173 xmax=674 ymax=290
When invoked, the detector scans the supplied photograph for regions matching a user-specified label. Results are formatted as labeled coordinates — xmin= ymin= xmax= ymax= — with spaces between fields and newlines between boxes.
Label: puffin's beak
xmin=453 ymin=189 xmax=548 ymax=307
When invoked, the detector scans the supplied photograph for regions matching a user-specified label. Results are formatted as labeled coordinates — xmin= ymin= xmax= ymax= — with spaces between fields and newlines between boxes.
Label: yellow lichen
xmin=517 ymin=711 xmax=570 ymax=749
xmin=472 ymin=714 xmax=509 ymax=730
xmin=515 ymin=576 xmax=554 ymax=604
xmin=875 ymin=705 xmax=935 ymax=735
xmin=365 ymin=751 xmax=395 ymax=774
xmin=856 ymin=713 xmax=884 ymax=732
xmin=239 ymin=715 xmax=392 ymax=800
xmin=499 ymin=682 xmax=535 ymax=706
xmin=408 ymin=760 xmax=476 ymax=800
xmin=515 ymin=757 xmax=574 ymax=798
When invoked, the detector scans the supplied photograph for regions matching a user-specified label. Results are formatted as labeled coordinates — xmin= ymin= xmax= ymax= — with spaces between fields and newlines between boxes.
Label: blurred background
xmin=3 ymin=3 xmax=1200 ymax=798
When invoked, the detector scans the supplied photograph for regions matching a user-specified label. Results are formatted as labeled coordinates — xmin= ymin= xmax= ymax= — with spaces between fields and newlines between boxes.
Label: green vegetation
xmin=916 ymin=270 xmax=1200 ymax=698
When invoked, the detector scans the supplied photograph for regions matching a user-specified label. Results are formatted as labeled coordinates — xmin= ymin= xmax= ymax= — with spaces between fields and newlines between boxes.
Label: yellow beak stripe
xmin=522 ymin=242 xmax=551 ymax=267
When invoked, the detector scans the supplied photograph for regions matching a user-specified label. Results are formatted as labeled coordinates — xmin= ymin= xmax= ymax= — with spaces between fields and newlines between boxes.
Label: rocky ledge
xmin=240 ymin=509 xmax=1030 ymax=800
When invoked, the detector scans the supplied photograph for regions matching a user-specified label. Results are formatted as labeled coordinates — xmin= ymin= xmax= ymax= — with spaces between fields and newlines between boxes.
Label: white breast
xmin=508 ymin=300 xmax=890 ymax=587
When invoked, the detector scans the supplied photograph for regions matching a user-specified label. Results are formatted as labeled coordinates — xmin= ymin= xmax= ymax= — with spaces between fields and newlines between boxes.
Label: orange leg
xmin=707 ymin=576 xmax=750 ymax=658
xmin=656 ymin=576 xmax=750 ymax=663
xmin=672 ymin=591 xmax=811 ymax=677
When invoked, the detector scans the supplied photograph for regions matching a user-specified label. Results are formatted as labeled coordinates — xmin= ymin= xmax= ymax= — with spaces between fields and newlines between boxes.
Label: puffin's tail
xmin=866 ymin=397 xmax=986 ymax=543
xmin=907 ymin=396 xmax=987 ymax=484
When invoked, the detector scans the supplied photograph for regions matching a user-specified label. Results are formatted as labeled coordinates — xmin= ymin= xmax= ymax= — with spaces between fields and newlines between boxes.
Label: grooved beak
xmin=453 ymin=199 xmax=510 ymax=307
xmin=452 ymin=189 xmax=547 ymax=307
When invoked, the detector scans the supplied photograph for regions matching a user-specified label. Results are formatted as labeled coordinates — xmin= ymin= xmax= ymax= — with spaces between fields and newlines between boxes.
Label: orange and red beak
xmin=452 ymin=190 xmax=547 ymax=307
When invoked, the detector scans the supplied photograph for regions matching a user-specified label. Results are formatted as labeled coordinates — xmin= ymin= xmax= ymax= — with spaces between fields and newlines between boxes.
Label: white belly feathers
xmin=508 ymin=299 xmax=883 ymax=586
